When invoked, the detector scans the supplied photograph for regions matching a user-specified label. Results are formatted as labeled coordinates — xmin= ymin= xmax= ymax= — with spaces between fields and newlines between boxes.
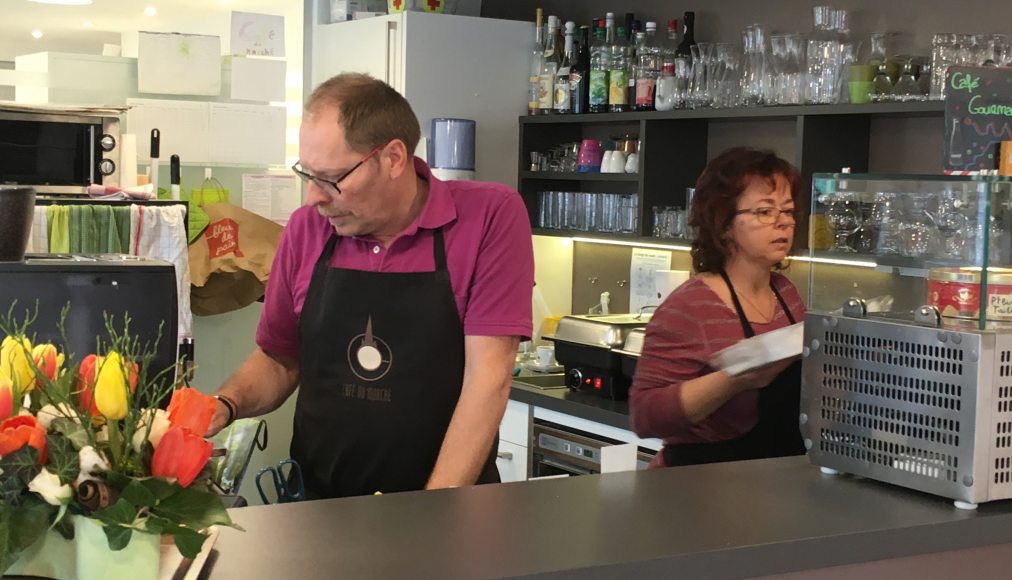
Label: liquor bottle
xmin=624 ymin=12 xmax=635 ymax=42
xmin=589 ymin=16 xmax=612 ymax=113
xmin=570 ymin=25 xmax=591 ymax=114
xmin=538 ymin=15 xmax=562 ymax=114
xmin=675 ymin=11 xmax=695 ymax=59
xmin=608 ymin=24 xmax=630 ymax=112
xmin=661 ymin=18 xmax=679 ymax=68
xmin=635 ymin=23 xmax=660 ymax=111
xmin=528 ymin=8 xmax=544 ymax=115
xmin=554 ymin=22 xmax=576 ymax=114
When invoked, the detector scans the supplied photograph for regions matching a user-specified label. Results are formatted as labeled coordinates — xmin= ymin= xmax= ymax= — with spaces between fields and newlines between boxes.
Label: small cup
xmin=536 ymin=345 xmax=556 ymax=368
xmin=625 ymin=152 xmax=639 ymax=173
xmin=609 ymin=151 xmax=627 ymax=173
xmin=848 ymin=80 xmax=873 ymax=104
xmin=600 ymin=151 xmax=615 ymax=173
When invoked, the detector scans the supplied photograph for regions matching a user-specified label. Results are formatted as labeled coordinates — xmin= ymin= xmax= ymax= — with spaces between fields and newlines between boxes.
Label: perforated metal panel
xmin=799 ymin=313 xmax=1011 ymax=504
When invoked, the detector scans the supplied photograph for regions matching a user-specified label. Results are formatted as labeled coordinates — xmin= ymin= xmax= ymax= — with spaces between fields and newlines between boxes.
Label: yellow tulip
xmin=31 ymin=343 xmax=64 ymax=388
xmin=0 ymin=336 xmax=34 ymax=395
xmin=94 ymin=351 xmax=130 ymax=420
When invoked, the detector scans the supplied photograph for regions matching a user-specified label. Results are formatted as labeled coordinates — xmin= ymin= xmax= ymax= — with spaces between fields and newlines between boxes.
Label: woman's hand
xmin=726 ymin=357 xmax=798 ymax=392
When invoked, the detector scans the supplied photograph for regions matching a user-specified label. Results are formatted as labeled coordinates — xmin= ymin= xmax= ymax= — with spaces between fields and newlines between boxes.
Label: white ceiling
xmin=0 ymin=0 xmax=301 ymax=61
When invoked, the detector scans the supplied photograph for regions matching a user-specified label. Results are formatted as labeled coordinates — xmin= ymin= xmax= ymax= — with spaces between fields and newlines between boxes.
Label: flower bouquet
xmin=0 ymin=304 xmax=239 ymax=579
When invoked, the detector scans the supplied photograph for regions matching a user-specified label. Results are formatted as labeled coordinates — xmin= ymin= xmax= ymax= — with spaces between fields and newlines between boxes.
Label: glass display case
xmin=807 ymin=173 xmax=1012 ymax=330
xmin=800 ymin=173 xmax=1012 ymax=509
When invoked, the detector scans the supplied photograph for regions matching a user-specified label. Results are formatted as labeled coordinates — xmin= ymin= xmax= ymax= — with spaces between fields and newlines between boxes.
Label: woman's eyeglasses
xmin=735 ymin=207 xmax=800 ymax=225
xmin=292 ymin=142 xmax=387 ymax=196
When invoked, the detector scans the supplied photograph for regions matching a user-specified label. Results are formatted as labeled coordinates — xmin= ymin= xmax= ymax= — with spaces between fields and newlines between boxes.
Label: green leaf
xmin=139 ymin=477 xmax=178 ymax=503
xmin=10 ymin=496 xmax=55 ymax=553
xmin=50 ymin=417 xmax=90 ymax=450
xmin=120 ymin=480 xmax=157 ymax=508
xmin=93 ymin=498 xmax=136 ymax=527
xmin=152 ymin=487 xmax=234 ymax=530
xmin=169 ymin=525 xmax=208 ymax=559
xmin=45 ymin=433 xmax=81 ymax=486
xmin=102 ymin=524 xmax=134 ymax=551
xmin=0 ymin=446 xmax=40 ymax=506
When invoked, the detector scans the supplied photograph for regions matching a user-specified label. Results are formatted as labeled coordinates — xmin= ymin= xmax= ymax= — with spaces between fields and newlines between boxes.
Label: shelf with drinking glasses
xmin=520 ymin=171 xmax=639 ymax=182
xmin=518 ymin=101 xmax=944 ymax=123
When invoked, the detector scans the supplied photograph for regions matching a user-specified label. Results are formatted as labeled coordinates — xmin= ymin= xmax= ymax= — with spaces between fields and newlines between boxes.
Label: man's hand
xmin=206 ymin=398 xmax=231 ymax=437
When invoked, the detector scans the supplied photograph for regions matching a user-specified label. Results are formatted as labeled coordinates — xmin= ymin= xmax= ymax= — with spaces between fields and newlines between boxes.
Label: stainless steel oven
xmin=531 ymin=419 xmax=655 ymax=477
xmin=0 ymin=108 xmax=121 ymax=194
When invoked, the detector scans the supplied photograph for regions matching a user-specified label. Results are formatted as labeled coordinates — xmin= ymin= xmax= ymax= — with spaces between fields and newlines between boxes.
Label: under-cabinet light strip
xmin=569 ymin=236 xmax=877 ymax=268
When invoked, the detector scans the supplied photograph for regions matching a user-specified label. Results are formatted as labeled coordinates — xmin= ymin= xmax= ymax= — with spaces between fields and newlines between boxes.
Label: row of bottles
xmin=528 ymin=9 xmax=697 ymax=115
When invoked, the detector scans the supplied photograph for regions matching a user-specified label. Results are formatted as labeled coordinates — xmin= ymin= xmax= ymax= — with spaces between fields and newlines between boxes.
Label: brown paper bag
xmin=189 ymin=203 xmax=284 ymax=316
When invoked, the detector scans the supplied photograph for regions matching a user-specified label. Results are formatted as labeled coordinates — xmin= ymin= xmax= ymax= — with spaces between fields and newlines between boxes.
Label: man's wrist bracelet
xmin=214 ymin=394 xmax=238 ymax=427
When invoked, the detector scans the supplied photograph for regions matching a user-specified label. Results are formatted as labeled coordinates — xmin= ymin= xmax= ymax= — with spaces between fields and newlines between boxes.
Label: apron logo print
xmin=347 ymin=316 xmax=393 ymax=382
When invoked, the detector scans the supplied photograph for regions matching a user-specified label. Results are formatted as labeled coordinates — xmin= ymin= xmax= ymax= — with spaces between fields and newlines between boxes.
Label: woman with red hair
xmin=630 ymin=147 xmax=807 ymax=467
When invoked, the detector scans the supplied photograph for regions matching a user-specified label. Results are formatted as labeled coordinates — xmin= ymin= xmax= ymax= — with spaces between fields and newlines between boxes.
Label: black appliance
xmin=547 ymin=314 xmax=651 ymax=401
xmin=0 ymin=108 xmax=122 ymax=195
xmin=0 ymin=254 xmax=178 ymax=390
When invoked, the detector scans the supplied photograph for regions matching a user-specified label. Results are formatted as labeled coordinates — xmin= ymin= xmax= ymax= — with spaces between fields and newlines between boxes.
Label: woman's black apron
xmin=293 ymin=229 xmax=499 ymax=498
xmin=663 ymin=271 xmax=805 ymax=467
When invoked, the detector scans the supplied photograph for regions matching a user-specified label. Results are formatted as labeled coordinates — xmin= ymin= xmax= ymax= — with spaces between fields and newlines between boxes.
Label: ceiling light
xmin=83 ymin=20 xmax=94 ymax=28
xmin=28 ymin=0 xmax=93 ymax=5
xmin=144 ymin=6 xmax=157 ymax=16
xmin=31 ymin=30 xmax=43 ymax=39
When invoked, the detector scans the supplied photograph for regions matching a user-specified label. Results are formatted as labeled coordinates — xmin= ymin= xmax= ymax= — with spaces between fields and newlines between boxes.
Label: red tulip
xmin=166 ymin=388 xmax=217 ymax=435
xmin=0 ymin=376 xmax=12 ymax=421
xmin=0 ymin=415 xmax=47 ymax=463
xmin=151 ymin=425 xmax=212 ymax=487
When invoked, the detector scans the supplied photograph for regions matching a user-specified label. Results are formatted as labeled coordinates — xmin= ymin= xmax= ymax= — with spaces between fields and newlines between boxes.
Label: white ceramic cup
xmin=625 ymin=152 xmax=639 ymax=173
xmin=536 ymin=345 xmax=556 ymax=368
xmin=606 ymin=150 xmax=624 ymax=173
xmin=600 ymin=151 xmax=615 ymax=173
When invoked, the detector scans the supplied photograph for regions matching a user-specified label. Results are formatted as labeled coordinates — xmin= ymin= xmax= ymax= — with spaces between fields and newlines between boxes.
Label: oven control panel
xmin=566 ymin=366 xmax=625 ymax=400
xmin=537 ymin=432 xmax=601 ymax=465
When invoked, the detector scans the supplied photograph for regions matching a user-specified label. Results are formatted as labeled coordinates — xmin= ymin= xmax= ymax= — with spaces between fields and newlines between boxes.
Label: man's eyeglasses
xmin=292 ymin=142 xmax=387 ymax=196
xmin=735 ymin=207 xmax=801 ymax=225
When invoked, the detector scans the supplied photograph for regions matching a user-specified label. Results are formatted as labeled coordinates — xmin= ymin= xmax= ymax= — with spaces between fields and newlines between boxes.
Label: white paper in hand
xmin=710 ymin=322 xmax=804 ymax=376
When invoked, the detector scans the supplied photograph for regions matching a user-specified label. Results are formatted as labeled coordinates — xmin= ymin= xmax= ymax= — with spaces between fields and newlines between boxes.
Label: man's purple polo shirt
xmin=256 ymin=157 xmax=534 ymax=359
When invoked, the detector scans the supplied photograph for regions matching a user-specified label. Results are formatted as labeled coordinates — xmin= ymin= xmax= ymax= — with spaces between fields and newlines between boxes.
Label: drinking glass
xmin=891 ymin=60 xmax=924 ymax=101
xmin=871 ymin=192 xmax=904 ymax=255
xmin=826 ymin=194 xmax=862 ymax=253
xmin=933 ymin=193 xmax=968 ymax=258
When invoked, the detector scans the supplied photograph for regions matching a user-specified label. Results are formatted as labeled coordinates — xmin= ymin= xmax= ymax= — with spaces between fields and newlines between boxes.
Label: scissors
xmin=255 ymin=459 xmax=305 ymax=504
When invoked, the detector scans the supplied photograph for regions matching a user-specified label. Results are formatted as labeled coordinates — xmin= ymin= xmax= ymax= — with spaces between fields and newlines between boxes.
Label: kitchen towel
xmin=27 ymin=206 xmax=48 ymax=254
xmin=46 ymin=206 xmax=70 ymax=254
xmin=131 ymin=204 xmax=192 ymax=341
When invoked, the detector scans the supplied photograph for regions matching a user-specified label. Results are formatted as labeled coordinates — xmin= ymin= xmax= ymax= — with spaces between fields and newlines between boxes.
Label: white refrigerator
xmin=310 ymin=12 xmax=532 ymax=188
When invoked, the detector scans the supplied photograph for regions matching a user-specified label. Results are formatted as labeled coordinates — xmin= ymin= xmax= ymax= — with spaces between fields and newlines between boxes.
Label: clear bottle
xmin=661 ymin=18 xmax=679 ymax=69
xmin=675 ymin=11 xmax=695 ymax=59
xmin=570 ymin=25 xmax=591 ymax=114
xmin=538 ymin=15 xmax=561 ymax=114
xmin=635 ymin=23 xmax=660 ymax=110
xmin=589 ymin=19 xmax=610 ymax=113
xmin=805 ymin=6 xmax=836 ymax=104
xmin=528 ymin=8 xmax=545 ymax=115
xmin=608 ymin=24 xmax=630 ymax=112
xmin=554 ymin=22 xmax=576 ymax=114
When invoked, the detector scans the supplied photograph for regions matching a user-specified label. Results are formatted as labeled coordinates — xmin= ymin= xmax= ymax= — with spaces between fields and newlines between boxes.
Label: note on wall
xmin=242 ymin=174 xmax=300 ymax=224
xmin=138 ymin=32 xmax=222 ymax=96
xmin=230 ymin=11 xmax=285 ymax=57
xmin=629 ymin=247 xmax=672 ymax=314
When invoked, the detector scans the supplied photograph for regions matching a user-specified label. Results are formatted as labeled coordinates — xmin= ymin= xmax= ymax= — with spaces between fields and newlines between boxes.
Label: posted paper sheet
xmin=242 ymin=174 xmax=300 ymax=224
xmin=629 ymin=247 xmax=672 ymax=314
xmin=230 ymin=11 xmax=285 ymax=57
xmin=138 ymin=32 xmax=222 ymax=96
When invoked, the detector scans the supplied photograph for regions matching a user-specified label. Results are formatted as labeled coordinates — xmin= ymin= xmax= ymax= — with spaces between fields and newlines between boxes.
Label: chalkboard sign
xmin=943 ymin=66 xmax=1012 ymax=171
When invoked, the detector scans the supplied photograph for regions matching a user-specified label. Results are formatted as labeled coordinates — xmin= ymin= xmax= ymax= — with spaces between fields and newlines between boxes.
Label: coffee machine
xmin=0 ymin=254 xmax=179 ymax=389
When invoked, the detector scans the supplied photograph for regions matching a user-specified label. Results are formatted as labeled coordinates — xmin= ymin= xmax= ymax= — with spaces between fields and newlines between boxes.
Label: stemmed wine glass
xmin=824 ymin=191 xmax=862 ymax=253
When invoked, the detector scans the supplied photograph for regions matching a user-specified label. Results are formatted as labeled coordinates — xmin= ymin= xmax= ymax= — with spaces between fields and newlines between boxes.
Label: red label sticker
xmin=205 ymin=218 xmax=245 ymax=258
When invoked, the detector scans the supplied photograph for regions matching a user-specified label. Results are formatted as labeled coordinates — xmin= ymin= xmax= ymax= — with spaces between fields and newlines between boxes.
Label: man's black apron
xmin=663 ymin=271 xmax=805 ymax=467
xmin=293 ymin=228 xmax=499 ymax=498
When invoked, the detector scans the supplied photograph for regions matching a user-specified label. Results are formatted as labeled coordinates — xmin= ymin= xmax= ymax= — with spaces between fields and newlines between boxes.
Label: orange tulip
xmin=31 ymin=343 xmax=64 ymax=388
xmin=0 ymin=376 xmax=12 ymax=421
xmin=166 ymin=388 xmax=217 ymax=435
xmin=151 ymin=425 xmax=212 ymax=487
xmin=0 ymin=415 xmax=47 ymax=464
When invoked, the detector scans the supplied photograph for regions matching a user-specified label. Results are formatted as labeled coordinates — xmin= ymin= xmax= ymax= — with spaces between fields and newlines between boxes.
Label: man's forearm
xmin=426 ymin=335 xmax=517 ymax=489
xmin=217 ymin=348 xmax=300 ymax=419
